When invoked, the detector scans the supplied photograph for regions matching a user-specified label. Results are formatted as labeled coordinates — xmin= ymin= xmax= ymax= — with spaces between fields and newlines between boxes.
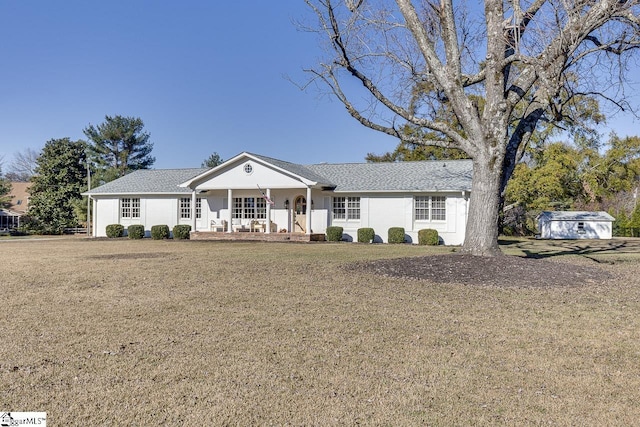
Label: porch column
xmin=227 ymin=188 xmax=233 ymax=233
xmin=306 ymin=186 xmax=312 ymax=235
xmin=266 ymin=188 xmax=272 ymax=234
xmin=191 ymin=190 xmax=197 ymax=231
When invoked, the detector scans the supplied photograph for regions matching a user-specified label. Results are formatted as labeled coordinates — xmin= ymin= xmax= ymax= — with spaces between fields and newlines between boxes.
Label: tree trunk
xmin=460 ymin=157 xmax=503 ymax=256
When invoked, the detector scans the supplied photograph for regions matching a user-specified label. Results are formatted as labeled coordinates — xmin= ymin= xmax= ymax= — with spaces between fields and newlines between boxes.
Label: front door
xmin=293 ymin=195 xmax=306 ymax=233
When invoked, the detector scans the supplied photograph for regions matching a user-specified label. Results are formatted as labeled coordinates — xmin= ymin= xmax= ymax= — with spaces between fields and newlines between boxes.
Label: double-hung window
xmin=121 ymin=198 xmax=140 ymax=219
xmin=232 ymin=197 xmax=243 ymax=219
xmin=256 ymin=197 xmax=266 ymax=219
xmin=332 ymin=197 xmax=360 ymax=220
xmin=179 ymin=198 xmax=191 ymax=219
xmin=179 ymin=197 xmax=203 ymax=220
xmin=414 ymin=196 xmax=446 ymax=221
xmin=195 ymin=198 xmax=202 ymax=219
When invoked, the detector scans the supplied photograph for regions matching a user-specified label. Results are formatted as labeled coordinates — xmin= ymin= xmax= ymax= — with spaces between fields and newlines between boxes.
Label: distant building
xmin=537 ymin=211 xmax=615 ymax=239
xmin=0 ymin=182 xmax=29 ymax=230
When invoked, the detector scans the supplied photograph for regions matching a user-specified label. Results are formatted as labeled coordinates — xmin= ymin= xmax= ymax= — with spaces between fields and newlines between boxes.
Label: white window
xmin=121 ymin=198 xmax=140 ymax=219
xmin=431 ymin=196 xmax=446 ymax=221
xmin=179 ymin=198 xmax=191 ymax=219
xmin=347 ymin=197 xmax=360 ymax=220
xmin=333 ymin=197 xmax=345 ymax=219
xmin=333 ymin=197 xmax=360 ymax=220
xmin=233 ymin=197 xmax=265 ymax=219
xmin=414 ymin=196 xmax=446 ymax=221
xmin=415 ymin=196 xmax=430 ymax=220
xmin=232 ymin=197 xmax=243 ymax=219
xmin=256 ymin=197 xmax=266 ymax=219
xmin=195 ymin=198 xmax=202 ymax=219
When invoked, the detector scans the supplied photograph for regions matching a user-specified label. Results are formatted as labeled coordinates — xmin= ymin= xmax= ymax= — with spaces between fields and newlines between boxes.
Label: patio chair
xmin=210 ymin=219 xmax=227 ymax=232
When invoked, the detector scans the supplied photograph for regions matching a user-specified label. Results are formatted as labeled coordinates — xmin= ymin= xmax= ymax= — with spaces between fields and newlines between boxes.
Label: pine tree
xmin=84 ymin=115 xmax=155 ymax=184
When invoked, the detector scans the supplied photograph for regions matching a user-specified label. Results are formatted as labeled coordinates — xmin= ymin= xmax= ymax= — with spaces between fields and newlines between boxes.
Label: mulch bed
xmin=347 ymin=254 xmax=613 ymax=288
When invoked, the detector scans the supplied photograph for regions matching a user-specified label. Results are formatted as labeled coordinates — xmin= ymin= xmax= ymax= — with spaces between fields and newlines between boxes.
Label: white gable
xmin=194 ymin=158 xmax=309 ymax=190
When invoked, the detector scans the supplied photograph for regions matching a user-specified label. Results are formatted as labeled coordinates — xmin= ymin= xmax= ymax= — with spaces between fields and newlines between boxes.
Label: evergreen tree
xmin=27 ymin=138 xmax=88 ymax=234
xmin=84 ymin=115 xmax=154 ymax=183
xmin=201 ymin=152 xmax=224 ymax=168
xmin=0 ymin=165 xmax=11 ymax=208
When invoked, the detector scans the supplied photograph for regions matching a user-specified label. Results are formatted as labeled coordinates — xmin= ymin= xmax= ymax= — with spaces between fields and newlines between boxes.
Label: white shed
xmin=537 ymin=211 xmax=615 ymax=240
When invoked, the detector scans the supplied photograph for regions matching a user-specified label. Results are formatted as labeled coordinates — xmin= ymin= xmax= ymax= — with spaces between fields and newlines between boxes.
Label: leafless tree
xmin=6 ymin=148 xmax=40 ymax=181
xmin=303 ymin=0 xmax=640 ymax=255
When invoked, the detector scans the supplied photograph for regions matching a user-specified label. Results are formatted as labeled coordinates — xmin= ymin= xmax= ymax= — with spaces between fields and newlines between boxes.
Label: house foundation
xmin=190 ymin=231 xmax=326 ymax=242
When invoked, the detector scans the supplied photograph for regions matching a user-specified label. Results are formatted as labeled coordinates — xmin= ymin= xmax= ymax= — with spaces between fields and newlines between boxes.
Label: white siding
xmin=539 ymin=219 xmax=612 ymax=239
xmin=197 ymin=161 xmax=308 ymax=190
xmin=94 ymin=192 xmax=468 ymax=243
xmin=94 ymin=198 xmax=119 ymax=237
xmin=93 ymin=195 xmax=182 ymax=237
xmin=330 ymin=193 xmax=467 ymax=245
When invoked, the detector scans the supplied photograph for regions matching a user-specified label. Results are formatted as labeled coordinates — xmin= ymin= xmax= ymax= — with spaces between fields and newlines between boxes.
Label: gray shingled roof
xmin=86 ymin=155 xmax=473 ymax=195
xmin=306 ymin=160 xmax=472 ymax=192
xmin=538 ymin=211 xmax=615 ymax=222
xmin=249 ymin=153 xmax=335 ymax=185
xmin=86 ymin=168 xmax=210 ymax=195
xmin=251 ymin=153 xmax=472 ymax=192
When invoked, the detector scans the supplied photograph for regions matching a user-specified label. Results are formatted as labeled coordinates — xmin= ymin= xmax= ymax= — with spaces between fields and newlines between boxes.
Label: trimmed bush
xmin=106 ymin=224 xmax=124 ymax=238
xmin=151 ymin=224 xmax=170 ymax=240
xmin=418 ymin=228 xmax=439 ymax=245
xmin=172 ymin=224 xmax=191 ymax=240
xmin=357 ymin=227 xmax=375 ymax=243
xmin=127 ymin=224 xmax=145 ymax=239
xmin=388 ymin=227 xmax=405 ymax=244
xmin=326 ymin=226 xmax=344 ymax=242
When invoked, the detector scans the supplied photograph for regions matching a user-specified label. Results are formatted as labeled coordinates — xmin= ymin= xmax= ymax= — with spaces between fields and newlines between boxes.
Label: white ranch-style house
xmin=86 ymin=152 xmax=473 ymax=244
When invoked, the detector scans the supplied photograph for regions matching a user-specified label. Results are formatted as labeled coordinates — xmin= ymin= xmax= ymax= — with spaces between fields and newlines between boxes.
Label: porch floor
xmin=190 ymin=231 xmax=326 ymax=242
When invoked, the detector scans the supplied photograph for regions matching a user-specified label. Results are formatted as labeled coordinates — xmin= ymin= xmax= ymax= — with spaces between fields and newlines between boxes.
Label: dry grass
xmin=2 ymin=237 xmax=640 ymax=425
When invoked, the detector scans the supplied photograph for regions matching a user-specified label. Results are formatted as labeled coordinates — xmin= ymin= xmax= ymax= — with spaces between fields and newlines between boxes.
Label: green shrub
xmin=172 ymin=224 xmax=191 ymax=240
xmin=357 ymin=227 xmax=375 ymax=243
xmin=326 ymin=226 xmax=344 ymax=242
xmin=127 ymin=224 xmax=145 ymax=239
xmin=418 ymin=228 xmax=439 ymax=245
xmin=388 ymin=227 xmax=405 ymax=244
xmin=106 ymin=224 xmax=124 ymax=238
xmin=151 ymin=224 xmax=170 ymax=240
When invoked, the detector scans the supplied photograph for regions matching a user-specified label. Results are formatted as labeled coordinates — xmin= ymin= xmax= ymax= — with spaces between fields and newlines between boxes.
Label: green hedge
xmin=326 ymin=226 xmax=344 ymax=242
xmin=106 ymin=224 xmax=124 ymax=238
xmin=418 ymin=228 xmax=439 ymax=245
xmin=127 ymin=225 xmax=145 ymax=239
xmin=172 ymin=224 xmax=191 ymax=240
xmin=388 ymin=227 xmax=405 ymax=244
xmin=151 ymin=225 xmax=170 ymax=240
xmin=357 ymin=227 xmax=375 ymax=243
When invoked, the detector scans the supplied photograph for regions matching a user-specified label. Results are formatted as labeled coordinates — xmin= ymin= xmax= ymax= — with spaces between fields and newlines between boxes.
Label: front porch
xmin=190 ymin=231 xmax=326 ymax=242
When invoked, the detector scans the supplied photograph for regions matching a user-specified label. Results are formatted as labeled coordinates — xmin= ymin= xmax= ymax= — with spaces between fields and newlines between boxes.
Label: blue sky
xmin=1 ymin=1 xmax=639 ymax=169
xmin=0 ymin=0 xmax=397 ymax=168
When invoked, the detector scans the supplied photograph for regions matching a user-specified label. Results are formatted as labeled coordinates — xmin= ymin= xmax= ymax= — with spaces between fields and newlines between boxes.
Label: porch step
xmin=190 ymin=231 xmax=326 ymax=242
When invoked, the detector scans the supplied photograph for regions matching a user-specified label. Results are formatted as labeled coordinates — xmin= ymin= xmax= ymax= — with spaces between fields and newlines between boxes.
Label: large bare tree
xmin=6 ymin=148 xmax=39 ymax=182
xmin=304 ymin=0 xmax=640 ymax=255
